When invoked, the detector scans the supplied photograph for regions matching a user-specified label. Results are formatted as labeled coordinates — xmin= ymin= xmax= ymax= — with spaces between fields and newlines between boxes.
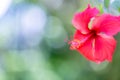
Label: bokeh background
xmin=0 ymin=0 xmax=120 ymax=80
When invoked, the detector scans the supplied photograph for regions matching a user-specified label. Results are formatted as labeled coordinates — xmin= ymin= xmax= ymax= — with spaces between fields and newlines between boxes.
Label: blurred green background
xmin=0 ymin=0 xmax=120 ymax=80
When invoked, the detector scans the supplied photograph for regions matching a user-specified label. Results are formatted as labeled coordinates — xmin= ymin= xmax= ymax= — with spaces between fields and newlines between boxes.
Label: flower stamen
xmin=70 ymin=39 xmax=81 ymax=50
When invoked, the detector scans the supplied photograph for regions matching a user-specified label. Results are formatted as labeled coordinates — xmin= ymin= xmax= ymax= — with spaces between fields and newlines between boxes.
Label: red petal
xmin=77 ymin=34 xmax=116 ymax=63
xmin=92 ymin=14 xmax=120 ymax=36
xmin=77 ymin=37 xmax=95 ymax=62
xmin=70 ymin=30 xmax=89 ymax=50
xmin=74 ymin=30 xmax=89 ymax=40
xmin=72 ymin=5 xmax=99 ymax=34
xmin=95 ymin=34 xmax=116 ymax=62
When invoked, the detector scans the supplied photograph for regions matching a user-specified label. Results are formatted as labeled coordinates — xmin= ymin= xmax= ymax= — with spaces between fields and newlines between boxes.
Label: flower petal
xmin=74 ymin=30 xmax=88 ymax=40
xmin=77 ymin=37 xmax=95 ymax=62
xmin=77 ymin=34 xmax=116 ymax=63
xmin=72 ymin=5 xmax=99 ymax=34
xmin=70 ymin=30 xmax=89 ymax=50
xmin=94 ymin=34 xmax=116 ymax=62
xmin=92 ymin=14 xmax=120 ymax=36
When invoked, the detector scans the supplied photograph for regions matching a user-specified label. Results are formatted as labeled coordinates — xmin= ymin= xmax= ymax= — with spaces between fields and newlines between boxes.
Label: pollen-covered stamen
xmin=70 ymin=39 xmax=81 ymax=50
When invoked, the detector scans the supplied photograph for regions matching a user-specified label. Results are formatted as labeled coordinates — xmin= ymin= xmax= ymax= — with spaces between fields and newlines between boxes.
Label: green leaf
xmin=99 ymin=4 xmax=104 ymax=13
xmin=104 ymin=0 xmax=110 ymax=8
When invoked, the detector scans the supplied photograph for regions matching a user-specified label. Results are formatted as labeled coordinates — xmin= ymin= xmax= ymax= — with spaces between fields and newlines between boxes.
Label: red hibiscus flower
xmin=70 ymin=5 xmax=120 ymax=64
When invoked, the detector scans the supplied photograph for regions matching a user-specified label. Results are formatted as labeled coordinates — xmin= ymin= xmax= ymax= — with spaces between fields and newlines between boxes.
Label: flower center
xmin=91 ymin=30 xmax=97 ymax=37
